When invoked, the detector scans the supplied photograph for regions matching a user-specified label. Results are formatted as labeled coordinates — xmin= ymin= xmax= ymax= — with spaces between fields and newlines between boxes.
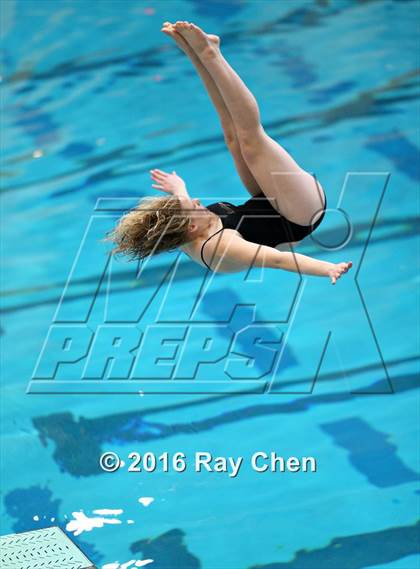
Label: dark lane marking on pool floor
xmin=320 ymin=417 xmax=418 ymax=488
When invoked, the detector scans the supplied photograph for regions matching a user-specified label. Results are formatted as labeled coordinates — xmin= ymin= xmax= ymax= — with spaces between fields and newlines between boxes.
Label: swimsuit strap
xmin=200 ymin=227 xmax=225 ymax=271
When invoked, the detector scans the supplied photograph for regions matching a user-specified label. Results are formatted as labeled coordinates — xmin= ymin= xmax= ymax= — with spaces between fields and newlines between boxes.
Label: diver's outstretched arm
xmin=202 ymin=231 xmax=353 ymax=283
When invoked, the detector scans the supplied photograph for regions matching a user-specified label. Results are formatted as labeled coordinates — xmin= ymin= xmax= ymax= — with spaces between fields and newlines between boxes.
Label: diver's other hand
xmin=150 ymin=169 xmax=187 ymax=196
xmin=327 ymin=261 xmax=353 ymax=285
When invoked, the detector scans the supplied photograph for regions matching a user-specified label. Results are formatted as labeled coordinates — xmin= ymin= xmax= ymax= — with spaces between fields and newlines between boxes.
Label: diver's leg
xmin=174 ymin=21 xmax=325 ymax=226
xmin=162 ymin=23 xmax=261 ymax=196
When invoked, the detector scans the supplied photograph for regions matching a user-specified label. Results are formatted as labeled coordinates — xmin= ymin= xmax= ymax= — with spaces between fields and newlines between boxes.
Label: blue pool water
xmin=1 ymin=1 xmax=419 ymax=568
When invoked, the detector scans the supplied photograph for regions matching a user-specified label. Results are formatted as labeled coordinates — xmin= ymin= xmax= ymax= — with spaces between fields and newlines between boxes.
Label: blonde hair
xmin=105 ymin=195 xmax=191 ymax=261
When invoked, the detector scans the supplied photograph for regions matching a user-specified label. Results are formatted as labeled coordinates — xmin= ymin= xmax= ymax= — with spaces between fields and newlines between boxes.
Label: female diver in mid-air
xmin=109 ymin=21 xmax=352 ymax=284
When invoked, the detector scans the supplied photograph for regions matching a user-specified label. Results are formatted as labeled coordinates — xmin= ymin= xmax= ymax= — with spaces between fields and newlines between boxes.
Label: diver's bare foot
xmin=161 ymin=22 xmax=192 ymax=55
xmin=162 ymin=22 xmax=219 ymax=55
xmin=173 ymin=21 xmax=218 ymax=57
xmin=161 ymin=22 xmax=189 ymax=54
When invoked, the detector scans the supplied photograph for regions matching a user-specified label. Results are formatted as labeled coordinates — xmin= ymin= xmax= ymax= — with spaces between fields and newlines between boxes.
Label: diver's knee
xmin=237 ymin=125 xmax=265 ymax=157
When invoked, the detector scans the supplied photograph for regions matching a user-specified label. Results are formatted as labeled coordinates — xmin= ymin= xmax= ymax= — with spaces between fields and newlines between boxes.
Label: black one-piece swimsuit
xmin=200 ymin=190 xmax=327 ymax=270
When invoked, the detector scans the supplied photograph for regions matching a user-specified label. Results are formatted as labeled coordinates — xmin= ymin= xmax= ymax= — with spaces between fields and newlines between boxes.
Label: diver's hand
xmin=327 ymin=261 xmax=353 ymax=285
xmin=150 ymin=169 xmax=187 ymax=196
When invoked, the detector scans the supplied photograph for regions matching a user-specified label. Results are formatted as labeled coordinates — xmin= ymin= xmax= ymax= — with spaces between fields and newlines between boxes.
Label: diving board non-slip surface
xmin=0 ymin=526 xmax=96 ymax=569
